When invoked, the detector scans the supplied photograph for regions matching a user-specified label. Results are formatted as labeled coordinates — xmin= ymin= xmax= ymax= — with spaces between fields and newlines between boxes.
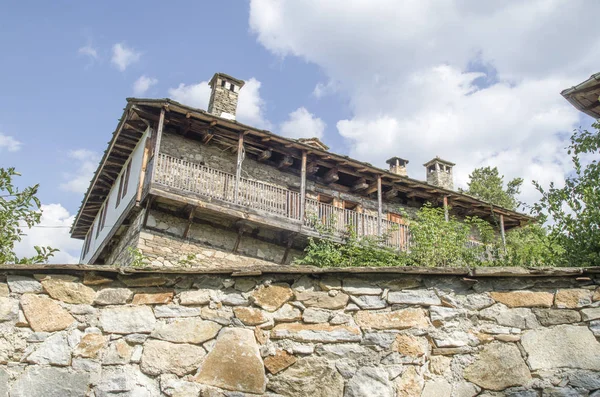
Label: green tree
xmin=533 ymin=123 xmax=600 ymax=266
xmin=461 ymin=166 xmax=523 ymax=210
xmin=0 ymin=167 xmax=58 ymax=264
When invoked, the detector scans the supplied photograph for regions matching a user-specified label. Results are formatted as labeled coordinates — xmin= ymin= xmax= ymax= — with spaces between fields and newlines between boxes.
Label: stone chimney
xmin=208 ymin=73 xmax=245 ymax=120
xmin=386 ymin=157 xmax=409 ymax=177
xmin=424 ymin=157 xmax=455 ymax=190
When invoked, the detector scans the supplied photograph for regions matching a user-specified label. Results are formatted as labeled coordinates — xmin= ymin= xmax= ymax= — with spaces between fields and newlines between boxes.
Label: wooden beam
xmin=300 ymin=151 xmax=307 ymax=222
xmin=365 ymin=182 xmax=379 ymax=195
xmin=258 ymin=149 xmax=272 ymax=162
xmin=351 ymin=177 xmax=369 ymax=192
xmin=306 ymin=161 xmax=319 ymax=175
xmin=233 ymin=132 xmax=244 ymax=204
xmin=377 ymin=175 xmax=383 ymax=236
xmin=202 ymin=130 xmax=214 ymax=144
xmin=278 ymin=155 xmax=293 ymax=169
xmin=384 ymin=188 xmax=398 ymax=200
xmin=324 ymin=168 xmax=339 ymax=184
xmin=136 ymin=129 xmax=152 ymax=205
xmin=281 ymin=233 xmax=297 ymax=265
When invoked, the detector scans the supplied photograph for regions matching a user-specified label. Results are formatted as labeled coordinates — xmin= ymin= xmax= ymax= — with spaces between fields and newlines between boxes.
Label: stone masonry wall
xmin=0 ymin=268 xmax=599 ymax=396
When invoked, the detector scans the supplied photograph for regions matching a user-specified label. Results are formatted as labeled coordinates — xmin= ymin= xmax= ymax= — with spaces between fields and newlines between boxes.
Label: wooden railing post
xmin=233 ymin=132 xmax=244 ymax=203
xmin=377 ymin=175 xmax=382 ymax=236
xmin=500 ymin=214 xmax=507 ymax=253
xmin=443 ymin=196 xmax=449 ymax=222
xmin=300 ymin=151 xmax=307 ymax=222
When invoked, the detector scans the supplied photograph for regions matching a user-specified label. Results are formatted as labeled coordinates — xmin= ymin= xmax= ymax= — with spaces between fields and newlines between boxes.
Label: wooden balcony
xmin=152 ymin=153 xmax=411 ymax=251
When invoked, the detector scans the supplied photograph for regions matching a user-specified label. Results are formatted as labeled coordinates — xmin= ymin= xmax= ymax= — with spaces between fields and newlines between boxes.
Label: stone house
xmin=70 ymin=73 xmax=531 ymax=267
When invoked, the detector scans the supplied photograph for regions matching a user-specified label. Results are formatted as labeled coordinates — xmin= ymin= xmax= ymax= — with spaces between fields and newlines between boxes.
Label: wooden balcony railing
xmin=153 ymin=153 xmax=411 ymax=251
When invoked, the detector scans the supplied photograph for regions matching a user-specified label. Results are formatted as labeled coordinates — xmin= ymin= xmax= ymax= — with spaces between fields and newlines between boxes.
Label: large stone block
xmin=194 ymin=328 xmax=266 ymax=394
xmin=269 ymin=357 xmax=344 ymax=397
xmin=0 ymin=297 xmax=18 ymax=322
xmin=532 ymin=309 xmax=581 ymax=326
xmin=463 ymin=342 xmax=531 ymax=391
xmin=251 ymin=284 xmax=293 ymax=311
xmin=24 ymin=331 xmax=71 ymax=366
xmin=233 ymin=306 xmax=270 ymax=325
xmin=355 ymin=308 xmax=429 ymax=330
xmin=271 ymin=323 xmax=362 ymax=343
xmin=99 ymin=305 xmax=156 ymax=334
xmin=40 ymin=276 xmax=96 ymax=304
xmin=151 ymin=317 xmax=221 ymax=343
xmin=141 ymin=339 xmax=206 ymax=376
xmin=521 ymin=325 xmax=600 ymax=370
xmin=95 ymin=365 xmax=160 ymax=397
xmin=10 ymin=367 xmax=91 ymax=397
xmin=20 ymin=294 xmax=75 ymax=332
xmin=490 ymin=291 xmax=554 ymax=308
xmin=387 ymin=290 xmax=441 ymax=306
xmin=94 ymin=288 xmax=133 ymax=305
xmin=294 ymin=290 xmax=350 ymax=309
xmin=555 ymin=289 xmax=593 ymax=308
xmin=7 ymin=275 xmax=42 ymax=294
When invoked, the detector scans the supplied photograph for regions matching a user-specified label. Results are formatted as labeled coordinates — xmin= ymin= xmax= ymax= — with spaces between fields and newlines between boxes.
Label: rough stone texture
xmin=295 ymin=290 xmax=349 ymax=309
xmin=151 ymin=317 xmax=221 ymax=343
xmin=194 ymin=328 xmax=266 ymax=394
xmin=0 ymin=270 xmax=599 ymax=397
xmin=521 ymin=325 xmax=600 ymax=370
xmin=10 ymin=366 xmax=90 ymax=397
xmin=269 ymin=357 xmax=344 ymax=397
xmin=7 ymin=275 xmax=42 ymax=294
xmin=141 ymin=339 xmax=206 ymax=376
xmin=264 ymin=349 xmax=297 ymax=374
xmin=271 ymin=323 xmax=362 ymax=343
xmin=132 ymin=291 xmax=174 ymax=305
xmin=94 ymin=288 xmax=133 ymax=305
xmin=40 ymin=277 xmax=96 ymax=304
xmin=490 ymin=291 xmax=554 ymax=308
xmin=464 ymin=342 xmax=531 ymax=391
xmin=233 ymin=306 xmax=269 ymax=325
xmin=392 ymin=334 xmax=429 ymax=357
xmin=355 ymin=308 xmax=429 ymax=330
xmin=387 ymin=290 xmax=441 ymax=306
xmin=555 ymin=289 xmax=593 ymax=308
xmin=20 ymin=294 xmax=75 ymax=332
xmin=100 ymin=305 xmax=156 ymax=333
xmin=533 ymin=308 xmax=581 ymax=326
xmin=252 ymin=284 xmax=293 ymax=312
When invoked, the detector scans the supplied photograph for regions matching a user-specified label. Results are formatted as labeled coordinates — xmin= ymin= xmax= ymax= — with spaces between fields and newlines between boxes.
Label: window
xmin=221 ymin=80 xmax=226 ymax=88
xmin=229 ymin=84 xmax=235 ymax=92
xmin=95 ymin=213 xmax=101 ymax=238
xmin=116 ymin=175 xmax=124 ymax=208
xmin=101 ymin=197 xmax=109 ymax=230
xmin=82 ymin=231 xmax=92 ymax=258
xmin=122 ymin=161 xmax=131 ymax=198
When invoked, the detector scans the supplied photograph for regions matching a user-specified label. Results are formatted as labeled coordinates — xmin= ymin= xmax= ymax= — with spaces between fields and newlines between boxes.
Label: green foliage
xmin=0 ymin=167 xmax=58 ymax=264
xmin=500 ymin=224 xmax=563 ymax=267
xmin=533 ymin=123 xmax=600 ymax=266
xmin=461 ymin=166 xmax=523 ymax=211
xmin=127 ymin=247 xmax=149 ymax=268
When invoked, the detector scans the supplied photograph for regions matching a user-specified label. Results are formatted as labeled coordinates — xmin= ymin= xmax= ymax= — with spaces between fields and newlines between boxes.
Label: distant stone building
xmin=70 ymin=72 xmax=531 ymax=267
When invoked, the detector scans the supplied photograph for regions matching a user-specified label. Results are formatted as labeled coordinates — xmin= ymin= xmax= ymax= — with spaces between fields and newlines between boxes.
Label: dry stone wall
xmin=0 ymin=269 xmax=599 ymax=396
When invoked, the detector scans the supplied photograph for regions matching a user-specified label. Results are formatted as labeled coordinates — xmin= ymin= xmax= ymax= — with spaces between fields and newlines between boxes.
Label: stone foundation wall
xmin=0 ymin=268 xmax=599 ymax=396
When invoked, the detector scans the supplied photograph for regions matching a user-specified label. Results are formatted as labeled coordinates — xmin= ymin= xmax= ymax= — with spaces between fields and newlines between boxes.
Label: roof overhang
xmin=561 ymin=72 xmax=600 ymax=119
xmin=71 ymin=98 xmax=535 ymax=239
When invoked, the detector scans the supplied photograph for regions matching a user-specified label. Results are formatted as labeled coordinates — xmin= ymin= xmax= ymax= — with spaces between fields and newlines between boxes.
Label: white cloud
xmin=133 ymin=75 xmax=158 ymax=96
xmin=168 ymin=77 xmax=271 ymax=129
xmin=60 ymin=149 xmax=101 ymax=194
xmin=78 ymin=44 xmax=98 ymax=60
xmin=249 ymin=0 xmax=600 ymax=207
xmin=0 ymin=133 xmax=21 ymax=152
xmin=111 ymin=43 xmax=141 ymax=71
xmin=280 ymin=107 xmax=325 ymax=139
xmin=13 ymin=203 xmax=81 ymax=264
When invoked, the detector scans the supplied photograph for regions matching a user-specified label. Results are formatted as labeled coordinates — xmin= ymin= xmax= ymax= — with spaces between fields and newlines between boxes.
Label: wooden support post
xmin=500 ymin=214 xmax=507 ymax=253
xmin=443 ymin=196 xmax=449 ymax=222
xmin=232 ymin=227 xmax=244 ymax=253
xmin=281 ymin=233 xmax=296 ymax=265
xmin=183 ymin=206 xmax=195 ymax=239
xmin=377 ymin=175 xmax=383 ymax=236
xmin=300 ymin=151 xmax=307 ymax=222
xmin=233 ymin=132 xmax=244 ymax=204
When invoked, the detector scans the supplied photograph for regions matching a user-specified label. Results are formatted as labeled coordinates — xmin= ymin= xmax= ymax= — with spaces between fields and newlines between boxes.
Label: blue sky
xmin=1 ymin=1 xmax=598 ymax=262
